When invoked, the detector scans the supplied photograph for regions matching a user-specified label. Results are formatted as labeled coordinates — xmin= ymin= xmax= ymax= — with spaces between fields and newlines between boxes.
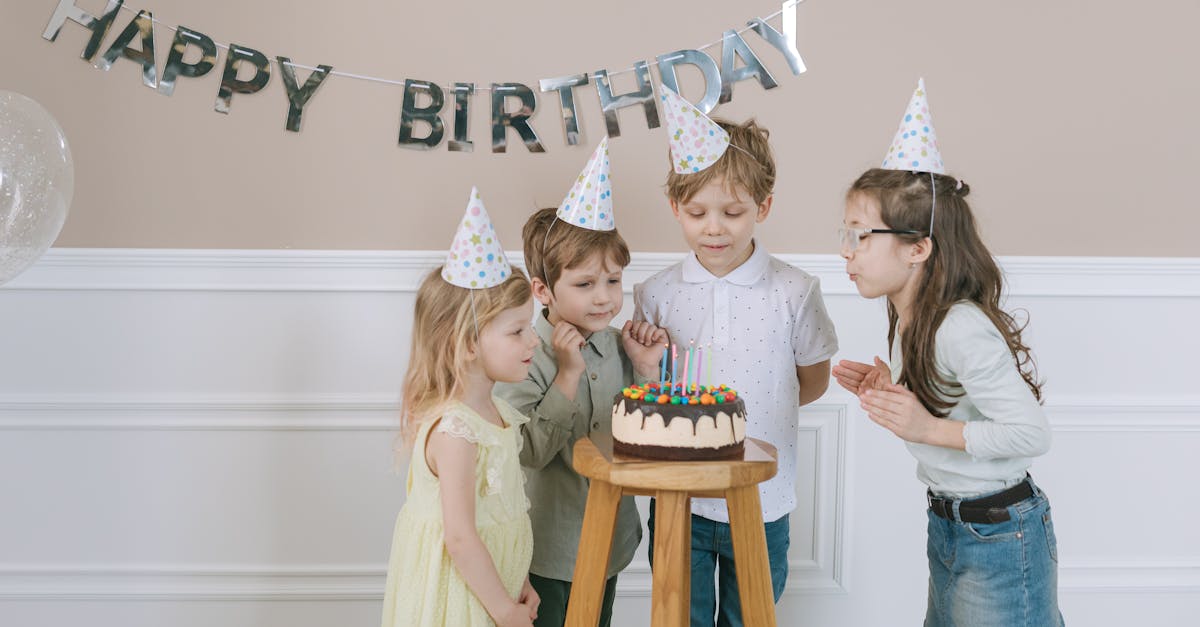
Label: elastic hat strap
xmin=928 ymin=171 xmax=936 ymax=237
xmin=470 ymin=289 xmax=479 ymax=341
xmin=540 ymin=216 xmax=558 ymax=278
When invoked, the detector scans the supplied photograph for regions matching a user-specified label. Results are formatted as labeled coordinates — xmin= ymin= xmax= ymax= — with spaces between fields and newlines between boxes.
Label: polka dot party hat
xmin=661 ymin=86 xmax=730 ymax=174
xmin=442 ymin=186 xmax=513 ymax=289
xmin=882 ymin=78 xmax=945 ymax=174
xmin=556 ymin=136 xmax=615 ymax=231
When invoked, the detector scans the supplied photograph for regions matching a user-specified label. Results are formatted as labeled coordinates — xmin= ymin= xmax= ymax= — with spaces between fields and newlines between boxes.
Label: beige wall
xmin=1 ymin=0 xmax=1195 ymax=256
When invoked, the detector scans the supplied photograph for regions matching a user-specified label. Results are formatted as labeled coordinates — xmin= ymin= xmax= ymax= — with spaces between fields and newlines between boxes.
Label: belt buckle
xmin=927 ymin=493 xmax=950 ymax=520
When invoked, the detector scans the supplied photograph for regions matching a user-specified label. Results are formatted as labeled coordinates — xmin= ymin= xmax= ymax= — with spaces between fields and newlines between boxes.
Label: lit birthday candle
xmin=687 ymin=340 xmax=695 ymax=396
xmin=660 ymin=344 xmax=668 ymax=388
xmin=671 ymin=343 xmax=679 ymax=395
xmin=686 ymin=341 xmax=696 ymax=396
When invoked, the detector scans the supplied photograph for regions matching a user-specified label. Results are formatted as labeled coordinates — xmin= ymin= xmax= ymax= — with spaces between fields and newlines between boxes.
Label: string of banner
xmin=42 ymin=0 xmax=806 ymax=153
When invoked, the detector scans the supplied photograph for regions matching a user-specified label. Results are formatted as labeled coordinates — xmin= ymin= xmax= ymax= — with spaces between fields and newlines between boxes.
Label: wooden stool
xmin=564 ymin=435 xmax=779 ymax=627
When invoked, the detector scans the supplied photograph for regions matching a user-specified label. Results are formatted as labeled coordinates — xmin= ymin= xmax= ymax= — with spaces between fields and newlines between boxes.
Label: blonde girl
xmin=381 ymin=262 xmax=541 ymax=627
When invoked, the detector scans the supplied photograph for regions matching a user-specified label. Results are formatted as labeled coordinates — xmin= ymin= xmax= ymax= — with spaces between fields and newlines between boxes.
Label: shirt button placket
xmin=588 ymin=366 xmax=600 ymax=431
xmin=714 ymin=282 xmax=730 ymax=344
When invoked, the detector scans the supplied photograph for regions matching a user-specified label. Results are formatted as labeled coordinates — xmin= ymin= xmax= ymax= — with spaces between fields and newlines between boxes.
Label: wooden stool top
xmin=573 ymin=434 xmax=777 ymax=494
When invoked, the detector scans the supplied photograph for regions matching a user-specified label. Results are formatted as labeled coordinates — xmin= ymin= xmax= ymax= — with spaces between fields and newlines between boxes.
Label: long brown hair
xmin=848 ymin=168 xmax=1042 ymax=416
xmin=398 ymin=267 xmax=531 ymax=444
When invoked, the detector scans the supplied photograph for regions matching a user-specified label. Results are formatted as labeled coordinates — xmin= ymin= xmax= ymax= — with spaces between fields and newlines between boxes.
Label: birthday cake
xmin=611 ymin=383 xmax=746 ymax=460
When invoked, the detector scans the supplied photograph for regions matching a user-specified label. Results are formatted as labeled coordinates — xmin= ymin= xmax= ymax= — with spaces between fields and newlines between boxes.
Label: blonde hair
xmin=521 ymin=207 xmax=631 ymax=290
xmin=399 ymin=267 xmax=531 ymax=444
xmin=665 ymin=118 xmax=776 ymax=205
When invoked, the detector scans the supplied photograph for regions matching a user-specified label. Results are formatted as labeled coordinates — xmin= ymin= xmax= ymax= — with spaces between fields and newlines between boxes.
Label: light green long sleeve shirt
xmin=494 ymin=310 xmax=643 ymax=581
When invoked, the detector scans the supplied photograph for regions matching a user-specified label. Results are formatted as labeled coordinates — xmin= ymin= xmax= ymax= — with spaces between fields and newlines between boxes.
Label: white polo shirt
xmin=634 ymin=242 xmax=839 ymax=523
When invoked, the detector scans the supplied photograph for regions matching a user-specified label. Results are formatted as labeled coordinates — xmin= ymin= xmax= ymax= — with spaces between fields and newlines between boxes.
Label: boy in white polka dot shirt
xmin=634 ymin=117 xmax=839 ymax=627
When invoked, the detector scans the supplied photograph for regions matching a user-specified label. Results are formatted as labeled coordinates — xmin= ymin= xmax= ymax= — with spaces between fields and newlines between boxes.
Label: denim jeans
xmin=648 ymin=499 xmax=789 ymax=627
xmin=925 ymin=478 xmax=1065 ymax=627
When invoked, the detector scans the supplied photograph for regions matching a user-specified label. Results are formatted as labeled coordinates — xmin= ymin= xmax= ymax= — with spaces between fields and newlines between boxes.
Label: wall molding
xmin=3 ymin=560 xmax=1197 ymax=600
xmin=2 ymin=394 xmax=1196 ymax=432
xmin=3 ymin=248 xmax=1198 ymax=610
xmin=0 ymin=564 xmax=383 ymax=601
xmin=0 ymin=395 xmax=401 ymax=431
xmin=3 ymin=248 xmax=1199 ymax=297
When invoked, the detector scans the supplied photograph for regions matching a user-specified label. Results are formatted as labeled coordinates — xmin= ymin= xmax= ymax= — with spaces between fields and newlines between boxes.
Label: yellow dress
xmin=381 ymin=398 xmax=533 ymax=627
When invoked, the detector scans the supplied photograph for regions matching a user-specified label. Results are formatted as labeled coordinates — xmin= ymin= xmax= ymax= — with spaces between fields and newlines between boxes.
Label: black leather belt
xmin=927 ymin=479 xmax=1034 ymax=524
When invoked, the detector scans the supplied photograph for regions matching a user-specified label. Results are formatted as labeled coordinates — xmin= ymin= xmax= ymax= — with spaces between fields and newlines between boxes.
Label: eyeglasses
xmin=838 ymin=227 xmax=925 ymax=252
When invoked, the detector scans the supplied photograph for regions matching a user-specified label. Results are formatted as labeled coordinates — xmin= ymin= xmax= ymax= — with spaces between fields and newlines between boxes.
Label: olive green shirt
xmin=494 ymin=310 xmax=643 ymax=581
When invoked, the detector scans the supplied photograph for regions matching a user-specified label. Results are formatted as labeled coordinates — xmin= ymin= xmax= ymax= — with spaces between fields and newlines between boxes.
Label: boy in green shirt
xmin=496 ymin=139 xmax=665 ymax=626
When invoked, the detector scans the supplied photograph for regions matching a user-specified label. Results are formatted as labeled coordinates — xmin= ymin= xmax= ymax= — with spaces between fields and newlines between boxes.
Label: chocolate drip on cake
xmin=616 ymin=396 xmax=746 ymax=442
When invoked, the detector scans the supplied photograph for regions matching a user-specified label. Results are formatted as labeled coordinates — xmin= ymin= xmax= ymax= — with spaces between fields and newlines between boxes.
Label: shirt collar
xmin=681 ymin=240 xmax=769 ymax=286
xmin=534 ymin=307 xmax=613 ymax=358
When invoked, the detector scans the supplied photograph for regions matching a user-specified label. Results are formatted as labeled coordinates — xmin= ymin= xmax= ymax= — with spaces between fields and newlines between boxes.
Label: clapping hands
xmin=832 ymin=356 xmax=892 ymax=397
xmin=834 ymin=357 xmax=948 ymax=446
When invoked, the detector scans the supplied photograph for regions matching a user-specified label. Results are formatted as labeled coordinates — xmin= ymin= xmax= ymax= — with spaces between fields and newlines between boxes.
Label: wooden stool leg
xmin=725 ymin=485 xmax=777 ymax=627
xmin=650 ymin=491 xmax=691 ymax=627
xmin=565 ymin=479 xmax=623 ymax=627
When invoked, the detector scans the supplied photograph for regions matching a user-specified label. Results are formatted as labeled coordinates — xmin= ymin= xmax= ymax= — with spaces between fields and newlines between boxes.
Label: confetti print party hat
xmin=881 ymin=78 xmax=945 ymax=174
xmin=660 ymin=86 xmax=730 ymax=174
xmin=442 ymin=187 xmax=512 ymax=289
xmin=556 ymin=137 xmax=615 ymax=231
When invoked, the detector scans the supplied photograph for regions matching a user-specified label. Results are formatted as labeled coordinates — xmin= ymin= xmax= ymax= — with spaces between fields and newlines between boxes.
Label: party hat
xmin=881 ymin=78 xmax=945 ymax=174
xmin=660 ymin=86 xmax=730 ymax=174
xmin=556 ymin=137 xmax=614 ymax=231
xmin=442 ymin=187 xmax=512 ymax=289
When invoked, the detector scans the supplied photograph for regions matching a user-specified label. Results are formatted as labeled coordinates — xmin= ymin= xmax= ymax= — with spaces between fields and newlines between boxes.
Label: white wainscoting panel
xmin=1 ymin=249 xmax=1198 ymax=627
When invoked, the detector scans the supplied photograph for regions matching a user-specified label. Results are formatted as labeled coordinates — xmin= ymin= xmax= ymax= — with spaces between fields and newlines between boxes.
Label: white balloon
xmin=0 ymin=91 xmax=74 ymax=286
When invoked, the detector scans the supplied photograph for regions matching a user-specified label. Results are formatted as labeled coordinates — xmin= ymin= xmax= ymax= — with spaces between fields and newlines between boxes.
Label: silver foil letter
xmin=593 ymin=61 xmax=660 ymax=137
xmin=747 ymin=1 xmax=806 ymax=76
xmin=490 ymin=83 xmax=545 ymax=154
xmin=655 ymin=50 xmax=722 ymax=115
xmin=158 ymin=26 xmax=217 ymax=97
xmin=42 ymin=0 xmax=122 ymax=61
xmin=277 ymin=58 xmax=332 ymax=132
xmin=719 ymin=30 xmax=778 ymax=104
xmin=398 ymin=80 xmax=445 ymax=150
xmin=95 ymin=9 xmax=157 ymax=88
xmin=538 ymin=73 xmax=588 ymax=146
xmin=214 ymin=44 xmax=271 ymax=114
xmin=448 ymin=83 xmax=474 ymax=153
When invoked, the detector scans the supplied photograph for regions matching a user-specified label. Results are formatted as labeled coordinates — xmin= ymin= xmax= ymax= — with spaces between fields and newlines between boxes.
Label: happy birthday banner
xmin=42 ymin=0 xmax=807 ymax=153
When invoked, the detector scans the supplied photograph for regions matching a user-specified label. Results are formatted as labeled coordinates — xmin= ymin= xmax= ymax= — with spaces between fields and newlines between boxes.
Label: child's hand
xmin=832 ymin=357 xmax=891 ymax=397
xmin=622 ymin=320 xmax=667 ymax=347
xmin=861 ymin=383 xmax=937 ymax=444
xmin=518 ymin=577 xmax=540 ymax=620
xmin=621 ymin=320 xmax=669 ymax=378
xmin=551 ymin=321 xmax=587 ymax=377
xmin=496 ymin=601 xmax=537 ymax=627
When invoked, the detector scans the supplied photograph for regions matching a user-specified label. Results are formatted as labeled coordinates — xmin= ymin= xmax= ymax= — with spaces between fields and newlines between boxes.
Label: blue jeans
xmin=648 ymin=500 xmax=789 ymax=627
xmin=925 ymin=478 xmax=1065 ymax=627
